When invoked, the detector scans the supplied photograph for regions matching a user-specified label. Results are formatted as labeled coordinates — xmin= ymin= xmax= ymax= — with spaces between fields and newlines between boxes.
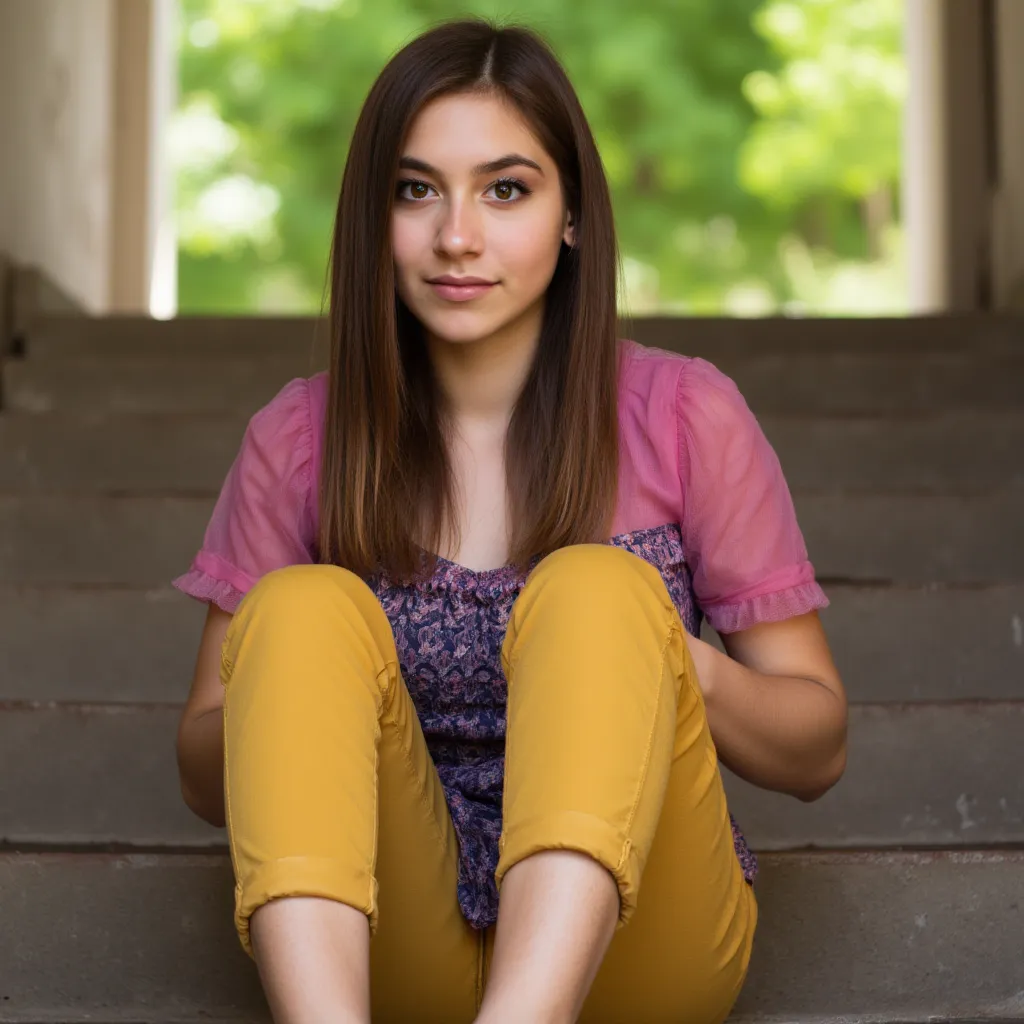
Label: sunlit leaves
xmin=174 ymin=0 xmax=906 ymax=315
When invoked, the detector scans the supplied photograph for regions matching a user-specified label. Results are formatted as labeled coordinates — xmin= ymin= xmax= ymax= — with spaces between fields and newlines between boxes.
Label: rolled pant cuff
xmin=495 ymin=811 xmax=642 ymax=929
xmin=234 ymin=855 xmax=378 ymax=959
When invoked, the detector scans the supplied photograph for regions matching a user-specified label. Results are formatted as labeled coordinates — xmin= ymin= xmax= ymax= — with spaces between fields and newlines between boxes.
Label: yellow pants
xmin=220 ymin=544 xmax=758 ymax=1023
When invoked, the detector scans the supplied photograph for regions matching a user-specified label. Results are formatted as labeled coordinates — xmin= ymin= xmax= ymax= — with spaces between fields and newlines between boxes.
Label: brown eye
xmin=486 ymin=177 xmax=531 ymax=203
xmin=397 ymin=179 xmax=435 ymax=201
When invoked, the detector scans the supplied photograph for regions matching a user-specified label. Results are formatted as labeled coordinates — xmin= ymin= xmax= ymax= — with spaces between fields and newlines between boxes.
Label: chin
xmin=417 ymin=311 xmax=511 ymax=346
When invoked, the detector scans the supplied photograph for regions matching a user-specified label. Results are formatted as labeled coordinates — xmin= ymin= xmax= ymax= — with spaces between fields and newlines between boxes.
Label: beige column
xmin=904 ymin=0 xmax=997 ymax=313
xmin=0 ymin=0 xmax=116 ymax=313
xmin=992 ymin=0 xmax=1024 ymax=310
xmin=903 ymin=0 xmax=949 ymax=312
xmin=111 ymin=0 xmax=174 ymax=314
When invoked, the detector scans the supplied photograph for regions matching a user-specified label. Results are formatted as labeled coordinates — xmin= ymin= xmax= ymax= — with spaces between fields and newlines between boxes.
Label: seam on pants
xmin=370 ymin=666 xmax=390 ymax=915
xmin=616 ymin=617 xmax=679 ymax=873
xmin=475 ymin=929 xmax=486 ymax=1012
xmin=378 ymin=664 xmax=451 ymax=858
xmin=220 ymin=684 xmax=246 ymax=915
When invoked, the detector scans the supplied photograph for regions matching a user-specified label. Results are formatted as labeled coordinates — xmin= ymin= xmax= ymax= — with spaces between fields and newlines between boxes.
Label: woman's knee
xmin=238 ymin=563 xmax=364 ymax=610
xmin=232 ymin=563 xmax=385 ymax=630
xmin=225 ymin=563 xmax=392 ymax=666
xmin=529 ymin=543 xmax=676 ymax=612
xmin=504 ymin=543 xmax=695 ymax=714
xmin=517 ymin=545 xmax=682 ymax=662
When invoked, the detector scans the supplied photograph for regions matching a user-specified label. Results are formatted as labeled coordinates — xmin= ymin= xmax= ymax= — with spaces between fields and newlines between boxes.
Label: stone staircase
xmin=0 ymin=307 xmax=1022 ymax=1022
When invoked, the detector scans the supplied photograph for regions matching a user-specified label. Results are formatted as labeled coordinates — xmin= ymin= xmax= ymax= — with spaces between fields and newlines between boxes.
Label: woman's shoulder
xmin=619 ymin=337 xmax=733 ymax=390
xmin=618 ymin=337 xmax=742 ymax=426
xmin=259 ymin=369 xmax=328 ymax=451
xmin=233 ymin=371 xmax=327 ymax=494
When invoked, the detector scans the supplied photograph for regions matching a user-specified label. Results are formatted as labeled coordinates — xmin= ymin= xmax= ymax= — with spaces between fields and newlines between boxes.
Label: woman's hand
xmin=682 ymin=613 xmax=849 ymax=801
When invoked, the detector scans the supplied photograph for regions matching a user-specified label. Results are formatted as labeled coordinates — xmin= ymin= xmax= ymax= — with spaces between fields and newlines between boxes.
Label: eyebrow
xmin=397 ymin=153 xmax=544 ymax=178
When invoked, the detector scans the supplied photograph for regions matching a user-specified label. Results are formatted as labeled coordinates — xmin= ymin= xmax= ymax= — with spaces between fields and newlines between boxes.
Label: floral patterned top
xmin=173 ymin=338 xmax=829 ymax=929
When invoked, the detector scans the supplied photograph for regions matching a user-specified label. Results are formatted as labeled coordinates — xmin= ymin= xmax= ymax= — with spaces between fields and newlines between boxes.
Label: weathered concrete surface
xmin=0 ymin=586 xmax=209 ymax=703
xmin=0 ymin=252 xmax=13 ymax=356
xmin=2 ymin=583 xmax=1022 ymax=705
xmin=24 ymin=312 xmax=1024 ymax=358
xmin=0 ymin=704 xmax=221 ymax=846
xmin=2 ymin=411 xmax=1022 ymax=493
xmin=705 ymin=583 xmax=1024 ymax=703
xmin=0 ymin=495 xmax=216 ymax=585
xmin=720 ymin=702 xmax=1024 ymax=848
xmin=1 ymin=702 xmax=1022 ymax=849
xmin=794 ymin=491 xmax=1024 ymax=584
xmin=818 ymin=585 xmax=1024 ymax=701
xmin=0 ymin=412 xmax=249 ymax=492
xmin=5 ymin=351 xmax=1024 ymax=415
xmin=27 ymin=313 xmax=332 ymax=359
xmin=2 ymin=492 xmax=1021 ymax=586
xmin=763 ymin=413 xmax=1024 ymax=492
xmin=3 ymin=357 xmax=322 ymax=414
xmin=730 ymin=851 xmax=1024 ymax=1021
xmin=0 ymin=851 xmax=1020 ymax=1021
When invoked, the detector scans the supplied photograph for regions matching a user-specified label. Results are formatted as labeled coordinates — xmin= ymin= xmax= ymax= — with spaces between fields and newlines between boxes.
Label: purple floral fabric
xmin=367 ymin=521 xmax=758 ymax=930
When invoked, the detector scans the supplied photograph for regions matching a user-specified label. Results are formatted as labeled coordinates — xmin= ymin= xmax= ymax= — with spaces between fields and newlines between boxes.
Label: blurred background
xmin=170 ymin=0 xmax=908 ymax=317
xmin=2 ymin=0 xmax=1022 ymax=320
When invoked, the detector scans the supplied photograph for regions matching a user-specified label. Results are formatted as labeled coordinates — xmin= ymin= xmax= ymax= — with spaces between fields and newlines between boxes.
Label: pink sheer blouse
xmin=173 ymin=338 xmax=828 ymax=633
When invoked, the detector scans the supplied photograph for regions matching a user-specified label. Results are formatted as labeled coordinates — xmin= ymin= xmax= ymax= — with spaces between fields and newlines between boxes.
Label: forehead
xmin=402 ymin=92 xmax=548 ymax=170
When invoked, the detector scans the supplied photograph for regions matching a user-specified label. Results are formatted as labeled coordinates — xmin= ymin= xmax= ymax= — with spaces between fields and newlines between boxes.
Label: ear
xmin=562 ymin=211 xmax=576 ymax=249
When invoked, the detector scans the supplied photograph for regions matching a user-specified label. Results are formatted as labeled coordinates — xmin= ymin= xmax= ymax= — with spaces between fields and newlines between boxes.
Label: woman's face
xmin=391 ymin=91 xmax=575 ymax=348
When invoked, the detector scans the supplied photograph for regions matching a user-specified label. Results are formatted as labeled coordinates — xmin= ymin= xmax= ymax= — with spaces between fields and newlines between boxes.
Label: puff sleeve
xmin=676 ymin=357 xmax=829 ymax=633
xmin=171 ymin=376 xmax=317 ymax=614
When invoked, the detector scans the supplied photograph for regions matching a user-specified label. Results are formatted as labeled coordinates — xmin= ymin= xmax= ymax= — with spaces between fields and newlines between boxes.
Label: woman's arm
xmin=687 ymin=610 xmax=848 ymax=803
xmin=176 ymin=603 xmax=232 ymax=829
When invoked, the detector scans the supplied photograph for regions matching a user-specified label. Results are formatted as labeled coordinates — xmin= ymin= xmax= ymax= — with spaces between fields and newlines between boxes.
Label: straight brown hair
xmin=319 ymin=16 xmax=624 ymax=583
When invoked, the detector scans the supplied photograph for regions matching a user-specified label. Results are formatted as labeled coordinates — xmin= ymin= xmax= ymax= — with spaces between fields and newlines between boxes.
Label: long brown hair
xmin=319 ymin=16 xmax=623 ymax=583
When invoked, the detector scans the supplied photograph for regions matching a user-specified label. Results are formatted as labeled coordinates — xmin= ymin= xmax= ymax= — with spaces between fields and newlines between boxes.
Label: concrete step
xmin=0 ymin=411 xmax=249 ymax=492
xmin=22 ymin=312 xmax=1024 ymax=358
xmin=1 ymin=491 xmax=1021 ymax=587
xmin=1 ymin=584 xmax=1020 ymax=705
xmin=722 ymin=701 xmax=1024 ymax=848
xmin=763 ymin=413 xmax=1024 ymax=492
xmin=0 ymin=850 xmax=1019 ymax=1021
xmin=5 ymin=352 xmax=1024 ymax=415
xmin=796 ymin=490 xmax=1024 ymax=584
xmin=2 ymin=410 xmax=1022 ymax=494
xmin=781 ymin=584 xmax=1023 ymax=703
xmin=2 ymin=702 xmax=1021 ymax=850
xmin=2 ymin=356 xmax=320 ymax=415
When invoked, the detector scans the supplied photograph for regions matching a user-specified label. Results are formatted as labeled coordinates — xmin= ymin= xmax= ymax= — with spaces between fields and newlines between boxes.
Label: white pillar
xmin=110 ymin=0 xmax=177 ymax=315
xmin=992 ymin=0 xmax=1024 ymax=309
xmin=148 ymin=0 xmax=178 ymax=319
xmin=903 ymin=0 xmax=949 ymax=313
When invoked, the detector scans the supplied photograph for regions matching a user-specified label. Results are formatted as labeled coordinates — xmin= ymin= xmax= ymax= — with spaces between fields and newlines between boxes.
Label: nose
xmin=434 ymin=193 xmax=483 ymax=258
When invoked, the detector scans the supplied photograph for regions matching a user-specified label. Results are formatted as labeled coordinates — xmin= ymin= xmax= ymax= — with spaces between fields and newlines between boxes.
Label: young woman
xmin=174 ymin=17 xmax=847 ymax=1024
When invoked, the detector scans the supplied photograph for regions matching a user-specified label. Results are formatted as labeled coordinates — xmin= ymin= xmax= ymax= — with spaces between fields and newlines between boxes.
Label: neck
xmin=424 ymin=302 xmax=543 ymax=430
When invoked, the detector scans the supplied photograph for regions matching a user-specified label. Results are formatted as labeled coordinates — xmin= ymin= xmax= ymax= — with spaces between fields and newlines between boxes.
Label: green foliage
xmin=174 ymin=0 xmax=906 ymax=315
xmin=742 ymin=0 xmax=904 ymax=205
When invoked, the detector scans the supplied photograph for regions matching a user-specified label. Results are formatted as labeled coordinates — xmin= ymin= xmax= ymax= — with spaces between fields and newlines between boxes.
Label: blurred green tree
xmin=173 ymin=0 xmax=904 ymax=315
xmin=738 ymin=0 xmax=906 ymax=313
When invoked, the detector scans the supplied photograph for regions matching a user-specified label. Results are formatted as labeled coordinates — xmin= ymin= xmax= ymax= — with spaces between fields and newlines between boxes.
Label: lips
xmin=429 ymin=279 xmax=496 ymax=302
xmin=429 ymin=276 xmax=494 ymax=286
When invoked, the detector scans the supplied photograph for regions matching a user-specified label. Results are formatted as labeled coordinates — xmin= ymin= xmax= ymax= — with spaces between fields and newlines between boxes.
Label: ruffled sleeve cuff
xmin=171 ymin=567 xmax=247 ymax=615
xmin=702 ymin=579 xmax=830 ymax=634
xmin=171 ymin=550 xmax=256 ymax=614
